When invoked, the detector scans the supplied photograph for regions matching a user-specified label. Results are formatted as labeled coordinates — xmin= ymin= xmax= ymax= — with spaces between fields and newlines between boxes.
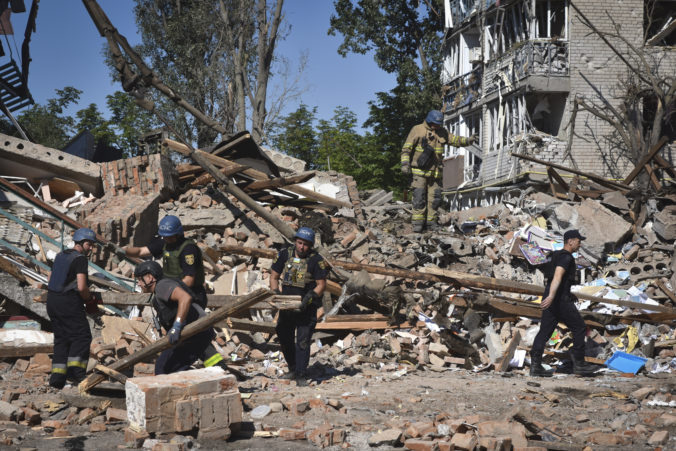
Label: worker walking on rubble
xmin=123 ymin=215 xmax=208 ymax=309
xmin=530 ymin=230 xmax=598 ymax=377
xmin=401 ymin=110 xmax=477 ymax=233
xmin=134 ymin=261 xmax=235 ymax=376
xmin=270 ymin=227 xmax=328 ymax=386
xmin=47 ymin=228 xmax=100 ymax=389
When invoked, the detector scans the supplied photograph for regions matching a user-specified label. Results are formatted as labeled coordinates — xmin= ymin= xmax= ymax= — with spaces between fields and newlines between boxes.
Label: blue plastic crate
xmin=605 ymin=351 xmax=647 ymax=374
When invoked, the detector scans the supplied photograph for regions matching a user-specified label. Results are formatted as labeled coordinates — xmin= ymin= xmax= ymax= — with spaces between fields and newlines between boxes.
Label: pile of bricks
xmin=125 ymin=367 xmax=242 ymax=440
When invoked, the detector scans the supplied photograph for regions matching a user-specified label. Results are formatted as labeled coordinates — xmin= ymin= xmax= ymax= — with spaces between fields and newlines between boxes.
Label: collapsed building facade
xmin=440 ymin=0 xmax=676 ymax=207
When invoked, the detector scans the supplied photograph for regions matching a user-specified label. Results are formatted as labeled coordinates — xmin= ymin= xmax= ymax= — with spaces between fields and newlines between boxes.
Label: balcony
xmin=443 ymin=67 xmax=483 ymax=111
xmin=484 ymin=40 xmax=569 ymax=95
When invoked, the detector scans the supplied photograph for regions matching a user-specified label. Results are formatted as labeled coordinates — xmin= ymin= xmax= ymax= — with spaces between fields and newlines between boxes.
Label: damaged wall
xmin=441 ymin=0 xmax=676 ymax=194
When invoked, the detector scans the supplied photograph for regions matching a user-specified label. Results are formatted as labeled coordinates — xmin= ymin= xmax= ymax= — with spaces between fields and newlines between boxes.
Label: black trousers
xmin=276 ymin=305 xmax=318 ymax=375
xmin=155 ymin=328 xmax=215 ymax=375
xmin=531 ymin=296 xmax=587 ymax=362
xmin=47 ymin=292 xmax=92 ymax=388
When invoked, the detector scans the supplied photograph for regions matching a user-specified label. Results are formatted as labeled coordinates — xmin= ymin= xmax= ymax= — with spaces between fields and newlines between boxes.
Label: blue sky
xmin=6 ymin=1 xmax=395 ymax=132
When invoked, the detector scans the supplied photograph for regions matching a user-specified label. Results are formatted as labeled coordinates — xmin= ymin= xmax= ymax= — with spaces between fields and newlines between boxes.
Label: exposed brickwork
xmin=126 ymin=367 xmax=241 ymax=435
xmin=100 ymin=153 xmax=178 ymax=197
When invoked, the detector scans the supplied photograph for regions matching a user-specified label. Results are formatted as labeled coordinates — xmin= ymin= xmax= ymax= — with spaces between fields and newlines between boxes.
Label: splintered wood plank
xmin=496 ymin=330 xmax=521 ymax=372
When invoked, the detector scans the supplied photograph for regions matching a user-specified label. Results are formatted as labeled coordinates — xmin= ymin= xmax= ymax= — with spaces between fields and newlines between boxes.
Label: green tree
xmin=74 ymin=103 xmax=117 ymax=147
xmin=270 ymin=104 xmax=319 ymax=168
xmin=317 ymin=106 xmax=392 ymax=191
xmin=127 ymin=0 xmax=301 ymax=147
xmin=10 ymin=87 xmax=82 ymax=149
xmin=329 ymin=1 xmax=445 ymax=195
xmin=107 ymin=91 xmax=160 ymax=156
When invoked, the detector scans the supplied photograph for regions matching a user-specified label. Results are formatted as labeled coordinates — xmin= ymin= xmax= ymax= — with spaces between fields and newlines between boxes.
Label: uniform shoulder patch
xmin=184 ymin=254 xmax=195 ymax=265
xmin=318 ymin=259 xmax=328 ymax=270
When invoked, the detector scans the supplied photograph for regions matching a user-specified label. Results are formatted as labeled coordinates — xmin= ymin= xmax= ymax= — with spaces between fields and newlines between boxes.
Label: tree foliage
xmin=270 ymin=104 xmax=319 ymax=168
xmin=0 ymin=87 xmax=158 ymax=157
xmin=2 ymin=87 xmax=82 ymax=149
xmin=272 ymin=104 xmax=394 ymax=191
xmin=129 ymin=0 xmax=303 ymax=147
xmin=329 ymin=0 xmax=446 ymax=194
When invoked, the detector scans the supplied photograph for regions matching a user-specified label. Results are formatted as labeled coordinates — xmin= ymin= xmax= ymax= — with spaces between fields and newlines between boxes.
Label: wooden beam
xmin=94 ymin=364 xmax=128 ymax=384
xmin=218 ymin=244 xmax=676 ymax=315
xmin=644 ymin=162 xmax=663 ymax=191
xmin=242 ymin=172 xmax=316 ymax=192
xmin=0 ymin=255 xmax=27 ymax=283
xmin=219 ymin=244 xmax=444 ymax=283
xmin=315 ymin=320 xmax=422 ymax=330
xmin=163 ymin=138 xmax=352 ymax=208
xmin=622 ymin=136 xmax=669 ymax=185
xmin=656 ymin=280 xmax=676 ymax=305
xmin=511 ymin=153 xmax=631 ymax=191
xmin=78 ymin=288 xmax=272 ymax=393
xmin=191 ymin=164 xmax=249 ymax=187
xmin=546 ymin=167 xmax=569 ymax=200
xmin=0 ymin=344 xmax=53 ymax=358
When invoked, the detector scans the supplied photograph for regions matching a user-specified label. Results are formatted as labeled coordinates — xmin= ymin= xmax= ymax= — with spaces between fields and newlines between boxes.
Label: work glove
xmin=168 ymin=320 xmax=184 ymax=344
xmin=468 ymin=134 xmax=478 ymax=145
xmin=300 ymin=291 xmax=319 ymax=312
xmin=105 ymin=242 xmax=127 ymax=260
xmin=401 ymin=162 xmax=411 ymax=176
xmin=273 ymin=287 xmax=283 ymax=295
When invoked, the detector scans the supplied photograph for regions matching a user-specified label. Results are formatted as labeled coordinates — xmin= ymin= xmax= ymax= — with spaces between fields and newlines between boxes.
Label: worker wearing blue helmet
xmin=401 ymin=110 xmax=477 ymax=233
xmin=124 ymin=215 xmax=207 ymax=308
xmin=270 ymin=227 xmax=328 ymax=385
xmin=46 ymin=228 xmax=99 ymax=389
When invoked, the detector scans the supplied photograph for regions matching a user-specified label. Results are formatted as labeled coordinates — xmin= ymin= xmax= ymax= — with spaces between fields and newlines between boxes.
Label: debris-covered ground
xmin=1 ymin=133 xmax=675 ymax=450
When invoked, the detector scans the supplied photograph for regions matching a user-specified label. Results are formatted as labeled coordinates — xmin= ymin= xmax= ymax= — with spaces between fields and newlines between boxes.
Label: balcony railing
xmin=443 ymin=67 xmax=483 ymax=110
xmin=484 ymin=40 xmax=568 ymax=95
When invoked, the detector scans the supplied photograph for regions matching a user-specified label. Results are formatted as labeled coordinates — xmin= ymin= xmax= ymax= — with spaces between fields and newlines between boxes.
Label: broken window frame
xmin=486 ymin=94 xmax=531 ymax=153
xmin=533 ymin=0 xmax=568 ymax=40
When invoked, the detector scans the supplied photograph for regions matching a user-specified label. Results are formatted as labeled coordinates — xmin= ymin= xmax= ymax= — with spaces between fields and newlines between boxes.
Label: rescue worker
xmin=401 ymin=110 xmax=477 ymax=233
xmin=270 ymin=227 xmax=328 ymax=385
xmin=47 ymin=228 xmax=99 ymax=389
xmin=134 ymin=261 xmax=233 ymax=376
xmin=530 ymin=230 xmax=598 ymax=377
xmin=124 ymin=215 xmax=208 ymax=308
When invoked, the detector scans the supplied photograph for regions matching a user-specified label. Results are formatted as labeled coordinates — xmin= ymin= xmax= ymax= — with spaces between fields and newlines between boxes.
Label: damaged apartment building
xmin=440 ymin=0 xmax=676 ymax=208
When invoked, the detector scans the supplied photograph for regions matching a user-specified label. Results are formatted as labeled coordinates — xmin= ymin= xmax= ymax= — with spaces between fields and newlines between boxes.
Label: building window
xmin=535 ymin=0 xmax=568 ymax=40
xmin=645 ymin=1 xmax=676 ymax=45
xmin=486 ymin=95 xmax=530 ymax=152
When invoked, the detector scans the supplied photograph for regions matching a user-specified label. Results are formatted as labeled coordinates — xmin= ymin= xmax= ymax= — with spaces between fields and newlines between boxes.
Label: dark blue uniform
xmin=47 ymin=250 xmax=92 ymax=388
xmin=271 ymin=247 xmax=328 ymax=376
xmin=531 ymin=250 xmax=587 ymax=363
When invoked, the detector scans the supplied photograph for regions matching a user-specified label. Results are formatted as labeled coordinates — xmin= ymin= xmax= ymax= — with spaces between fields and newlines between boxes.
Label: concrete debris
xmin=1 ymin=139 xmax=676 ymax=449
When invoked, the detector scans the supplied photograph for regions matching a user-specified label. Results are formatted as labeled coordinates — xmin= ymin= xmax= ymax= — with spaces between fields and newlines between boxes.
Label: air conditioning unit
xmin=468 ymin=47 xmax=482 ymax=63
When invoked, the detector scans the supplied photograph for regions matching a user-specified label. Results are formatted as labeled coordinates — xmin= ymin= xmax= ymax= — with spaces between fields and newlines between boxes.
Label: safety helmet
xmin=158 ymin=215 xmax=183 ymax=237
xmin=294 ymin=227 xmax=315 ymax=246
xmin=73 ymin=228 xmax=97 ymax=243
xmin=425 ymin=110 xmax=443 ymax=126
xmin=134 ymin=260 xmax=163 ymax=280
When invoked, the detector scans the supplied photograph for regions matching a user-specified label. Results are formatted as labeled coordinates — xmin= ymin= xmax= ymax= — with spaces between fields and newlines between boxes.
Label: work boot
xmin=412 ymin=223 xmax=425 ymax=233
xmin=573 ymin=358 xmax=598 ymax=376
xmin=279 ymin=371 xmax=296 ymax=380
xmin=529 ymin=361 xmax=553 ymax=377
xmin=294 ymin=371 xmax=309 ymax=387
